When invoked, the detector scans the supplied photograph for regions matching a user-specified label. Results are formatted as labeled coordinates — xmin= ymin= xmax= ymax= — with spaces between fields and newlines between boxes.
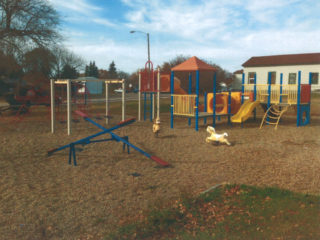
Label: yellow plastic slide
xmin=231 ymin=99 xmax=261 ymax=123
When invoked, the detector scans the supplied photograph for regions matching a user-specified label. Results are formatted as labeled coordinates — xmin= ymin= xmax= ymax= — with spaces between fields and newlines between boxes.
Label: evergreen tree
xmin=84 ymin=61 xmax=99 ymax=78
xmin=60 ymin=64 xmax=79 ymax=79
xmin=107 ymin=61 xmax=118 ymax=79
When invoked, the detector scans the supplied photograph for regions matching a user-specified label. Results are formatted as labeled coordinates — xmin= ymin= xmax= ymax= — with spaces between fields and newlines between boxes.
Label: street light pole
xmin=147 ymin=33 xmax=150 ymax=73
xmin=130 ymin=30 xmax=150 ymax=73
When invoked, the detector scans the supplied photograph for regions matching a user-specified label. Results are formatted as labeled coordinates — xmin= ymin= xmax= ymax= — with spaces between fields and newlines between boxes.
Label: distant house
xmin=232 ymin=69 xmax=243 ymax=91
xmin=76 ymin=77 xmax=103 ymax=94
xmin=242 ymin=53 xmax=320 ymax=91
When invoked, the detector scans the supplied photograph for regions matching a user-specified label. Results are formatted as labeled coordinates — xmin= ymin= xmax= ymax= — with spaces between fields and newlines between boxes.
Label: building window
xmin=288 ymin=73 xmax=296 ymax=84
xmin=311 ymin=73 xmax=319 ymax=85
xmin=248 ymin=72 xmax=255 ymax=84
xmin=268 ymin=72 xmax=276 ymax=84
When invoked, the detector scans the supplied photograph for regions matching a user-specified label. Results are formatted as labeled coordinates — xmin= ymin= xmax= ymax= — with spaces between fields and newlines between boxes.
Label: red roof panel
xmin=233 ymin=69 xmax=243 ymax=74
xmin=171 ymin=56 xmax=217 ymax=72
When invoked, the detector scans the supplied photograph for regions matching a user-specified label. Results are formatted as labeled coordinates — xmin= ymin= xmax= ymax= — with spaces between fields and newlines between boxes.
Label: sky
xmin=48 ymin=0 xmax=320 ymax=74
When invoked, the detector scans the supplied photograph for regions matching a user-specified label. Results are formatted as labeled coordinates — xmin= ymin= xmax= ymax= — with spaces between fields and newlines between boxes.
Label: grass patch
xmin=106 ymin=184 xmax=320 ymax=239
xmin=311 ymin=93 xmax=320 ymax=99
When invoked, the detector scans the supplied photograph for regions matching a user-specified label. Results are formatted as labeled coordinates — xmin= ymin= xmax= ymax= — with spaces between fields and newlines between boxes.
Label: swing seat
xmin=75 ymin=110 xmax=89 ymax=118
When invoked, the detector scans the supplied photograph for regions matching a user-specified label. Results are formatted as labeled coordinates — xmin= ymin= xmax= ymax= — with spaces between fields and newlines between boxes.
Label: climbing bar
xmin=260 ymin=105 xmax=290 ymax=130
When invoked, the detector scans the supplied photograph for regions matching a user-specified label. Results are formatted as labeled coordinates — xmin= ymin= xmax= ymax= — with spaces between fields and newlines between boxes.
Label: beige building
xmin=241 ymin=53 xmax=320 ymax=91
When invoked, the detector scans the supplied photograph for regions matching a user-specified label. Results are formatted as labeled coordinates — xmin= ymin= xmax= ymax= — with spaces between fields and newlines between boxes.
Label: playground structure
xmin=138 ymin=60 xmax=212 ymax=123
xmin=170 ymin=56 xmax=239 ymax=131
xmin=169 ymin=56 xmax=312 ymax=130
xmin=47 ymin=110 xmax=169 ymax=167
xmin=238 ymin=71 xmax=311 ymax=129
xmin=138 ymin=62 xmax=170 ymax=122
xmin=50 ymin=78 xmax=126 ymax=135
xmin=6 ymin=80 xmax=62 ymax=124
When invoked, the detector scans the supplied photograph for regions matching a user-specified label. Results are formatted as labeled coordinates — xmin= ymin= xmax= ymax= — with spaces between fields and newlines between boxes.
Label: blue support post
xmin=228 ymin=91 xmax=231 ymax=125
xmin=150 ymin=92 xmax=153 ymax=122
xmin=213 ymin=72 xmax=217 ymax=128
xmin=188 ymin=73 xmax=192 ymax=126
xmin=84 ymin=83 xmax=87 ymax=105
xmin=279 ymin=73 xmax=283 ymax=123
xmin=309 ymin=72 xmax=312 ymax=103
xmin=143 ymin=92 xmax=146 ymax=121
xmin=204 ymin=92 xmax=207 ymax=124
xmin=69 ymin=143 xmax=73 ymax=165
xmin=254 ymin=74 xmax=257 ymax=120
xmin=267 ymin=72 xmax=271 ymax=125
xmin=170 ymin=71 xmax=174 ymax=129
xmin=241 ymin=73 xmax=245 ymax=105
xmin=280 ymin=73 xmax=283 ymax=103
xmin=297 ymin=71 xmax=301 ymax=127
xmin=195 ymin=70 xmax=199 ymax=131
xmin=309 ymin=72 xmax=312 ymax=85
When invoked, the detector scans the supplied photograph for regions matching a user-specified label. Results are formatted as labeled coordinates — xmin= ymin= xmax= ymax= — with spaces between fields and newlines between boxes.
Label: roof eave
xmin=242 ymin=62 xmax=320 ymax=67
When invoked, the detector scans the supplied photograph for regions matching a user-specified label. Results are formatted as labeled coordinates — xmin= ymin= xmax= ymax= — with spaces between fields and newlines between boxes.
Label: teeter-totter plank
xmin=150 ymin=156 xmax=169 ymax=167
xmin=48 ymin=111 xmax=169 ymax=167
xmin=117 ymin=118 xmax=136 ymax=126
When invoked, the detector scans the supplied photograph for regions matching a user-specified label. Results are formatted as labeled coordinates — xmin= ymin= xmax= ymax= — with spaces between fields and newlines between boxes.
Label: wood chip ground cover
xmin=0 ymin=98 xmax=319 ymax=239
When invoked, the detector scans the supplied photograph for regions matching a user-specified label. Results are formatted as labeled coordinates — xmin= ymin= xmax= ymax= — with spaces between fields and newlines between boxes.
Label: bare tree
xmin=50 ymin=47 xmax=86 ymax=79
xmin=0 ymin=0 xmax=63 ymax=52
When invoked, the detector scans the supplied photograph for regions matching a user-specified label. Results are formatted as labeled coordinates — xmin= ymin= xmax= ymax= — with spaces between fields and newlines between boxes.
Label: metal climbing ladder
xmin=143 ymin=92 xmax=154 ymax=121
xmin=260 ymin=104 xmax=291 ymax=130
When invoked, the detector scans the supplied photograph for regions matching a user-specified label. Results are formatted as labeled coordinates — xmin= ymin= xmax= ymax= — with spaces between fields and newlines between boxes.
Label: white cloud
xmin=93 ymin=19 xmax=115 ymax=27
xmin=49 ymin=0 xmax=102 ymax=15
xmin=56 ymin=0 xmax=320 ymax=74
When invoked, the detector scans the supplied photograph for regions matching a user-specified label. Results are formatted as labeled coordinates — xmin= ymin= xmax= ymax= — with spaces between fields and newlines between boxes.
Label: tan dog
xmin=206 ymin=126 xmax=231 ymax=146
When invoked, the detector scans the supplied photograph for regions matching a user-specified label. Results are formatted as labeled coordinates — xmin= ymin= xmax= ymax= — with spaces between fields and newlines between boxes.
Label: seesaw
xmin=47 ymin=110 xmax=169 ymax=167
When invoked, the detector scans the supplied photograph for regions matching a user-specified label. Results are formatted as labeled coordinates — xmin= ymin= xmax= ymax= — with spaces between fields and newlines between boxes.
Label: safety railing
xmin=270 ymin=85 xmax=280 ymax=104
xmin=243 ymin=84 xmax=299 ymax=104
xmin=281 ymin=84 xmax=298 ymax=104
xmin=172 ymin=94 xmax=197 ymax=116
xmin=255 ymin=84 xmax=269 ymax=103
xmin=243 ymin=84 xmax=254 ymax=94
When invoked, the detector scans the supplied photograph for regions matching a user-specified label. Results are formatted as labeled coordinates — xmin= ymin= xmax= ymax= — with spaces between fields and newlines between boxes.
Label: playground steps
xmin=143 ymin=92 xmax=154 ymax=121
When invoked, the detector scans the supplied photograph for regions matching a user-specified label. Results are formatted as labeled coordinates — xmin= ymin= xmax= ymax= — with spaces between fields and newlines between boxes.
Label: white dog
xmin=206 ymin=126 xmax=231 ymax=146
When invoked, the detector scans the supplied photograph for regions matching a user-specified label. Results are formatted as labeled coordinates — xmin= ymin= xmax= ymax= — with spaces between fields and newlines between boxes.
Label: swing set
xmin=50 ymin=78 xmax=126 ymax=135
